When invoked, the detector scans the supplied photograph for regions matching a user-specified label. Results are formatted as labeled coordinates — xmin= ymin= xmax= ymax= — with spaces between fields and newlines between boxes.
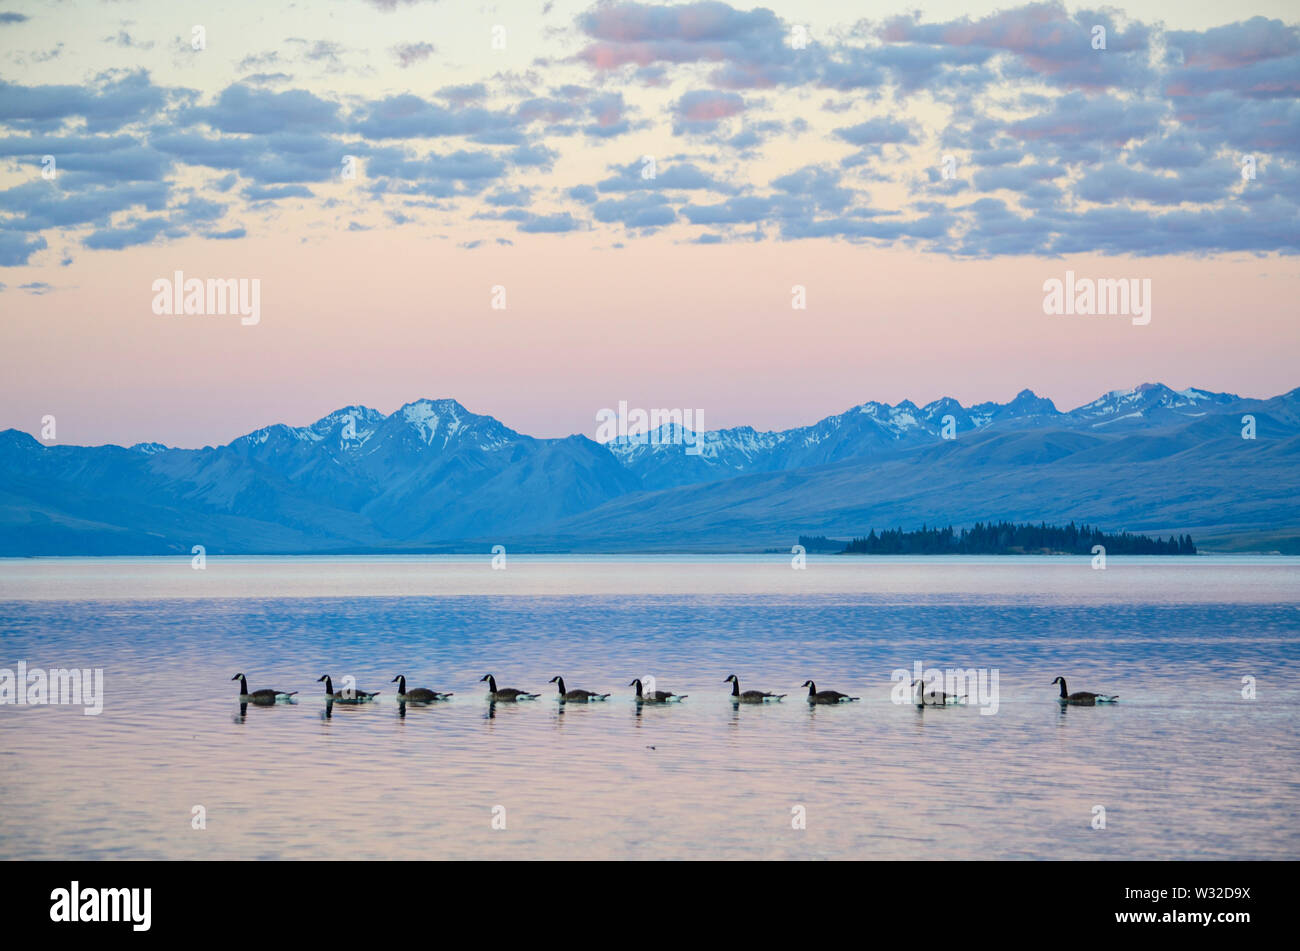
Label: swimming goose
xmin=479 ymin=674 xmax=539 ymax=701
xmin=724 ymin=674 xmax=785 ymax=703
xmin=912 ymin=679 xmax=966 ymax=706
xmin=548 ymin=676 xmax=610 ymax=703
xmin=801 ymin=680 xmax=860 ymax=704
xmin=230 ymin=673 xmax=297 ymax=705
xmin=317 ymin=674 xmax=380 ymax=702
xmin=1051 ymin=676 xmax=1118 ymax=705
xmin=629 ymin=679 xmax=686 ymax=703
xmin=391 ymin=675 xmax=452 ymax=703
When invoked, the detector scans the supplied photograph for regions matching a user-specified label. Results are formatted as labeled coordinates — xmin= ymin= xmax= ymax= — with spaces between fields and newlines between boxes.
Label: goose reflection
xmin=234 ymin=696 xmax=293 ymax=724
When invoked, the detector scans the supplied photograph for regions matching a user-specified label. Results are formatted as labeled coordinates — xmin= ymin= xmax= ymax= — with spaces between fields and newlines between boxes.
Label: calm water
xmin=1 ymin=556 xmax=1298 ymax=860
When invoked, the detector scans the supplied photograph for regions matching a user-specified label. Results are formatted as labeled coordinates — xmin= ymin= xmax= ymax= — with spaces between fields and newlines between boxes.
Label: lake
xmin=1 ymin=555 xmax=1297 ymax=860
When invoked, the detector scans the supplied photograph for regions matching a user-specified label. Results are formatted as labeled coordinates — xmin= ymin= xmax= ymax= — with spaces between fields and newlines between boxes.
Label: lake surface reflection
xmin=1 ymin=556 xmax=1297 ymax=859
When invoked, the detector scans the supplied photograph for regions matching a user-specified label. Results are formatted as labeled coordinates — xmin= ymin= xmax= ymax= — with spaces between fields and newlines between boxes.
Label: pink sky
xmin=2 ymin=1 xmax=1297 ymax=448
xmin=2 ymin=229 xmax=1296 ymax=447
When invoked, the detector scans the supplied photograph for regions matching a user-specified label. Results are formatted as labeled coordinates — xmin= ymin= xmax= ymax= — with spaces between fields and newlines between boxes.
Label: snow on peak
xmin=887 ymin=405 xmax=919 ymax=430
xmin=399 ymin=399 xmax=467 ymax=446
xmin=397 ymin=398 xmax=515 ymax=451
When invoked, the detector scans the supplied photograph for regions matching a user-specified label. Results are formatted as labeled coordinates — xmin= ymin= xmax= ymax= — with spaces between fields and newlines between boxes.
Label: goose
xmin=1051 ymin=676 xmax=1118 ymax=705
xmin=230 ymin=673 xmax=297 ymax=705
xmin=724 ymin=674 xmax=785 ymax=703
xmin=629 ymin=679 xmax=686 ymax=703
xmin=912 ymin=679 xmax=966 ymax=706
xmin=548 ymin=676 xmax=610 ymax=703
xmin=317 ymin=674 xmax=380 ymax=703
xmin=479 ymin=674 xmax=539 ymax=701
xmin=801 ymin=680 xmax=859 ymax=704
xmin=391 ymin=675 xmax=453 ymax=703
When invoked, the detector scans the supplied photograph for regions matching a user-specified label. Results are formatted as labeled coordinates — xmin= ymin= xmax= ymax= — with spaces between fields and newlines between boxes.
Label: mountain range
xmin=3 ymin=382 xmax=1298 ymax=555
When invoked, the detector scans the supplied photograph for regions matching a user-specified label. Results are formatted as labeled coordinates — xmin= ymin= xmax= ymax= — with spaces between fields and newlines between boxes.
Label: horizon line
xmin=6 ymin=380 xmax=1298 ymax=452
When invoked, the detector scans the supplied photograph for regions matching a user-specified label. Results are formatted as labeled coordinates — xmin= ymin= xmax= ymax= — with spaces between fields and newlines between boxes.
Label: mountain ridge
xmin=2 ymin=383 xmax=1296 ymax=555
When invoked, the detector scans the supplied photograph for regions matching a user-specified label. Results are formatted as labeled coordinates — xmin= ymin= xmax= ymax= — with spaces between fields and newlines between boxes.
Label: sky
xmin=0 ymin=0 xmax=1297 ymax=448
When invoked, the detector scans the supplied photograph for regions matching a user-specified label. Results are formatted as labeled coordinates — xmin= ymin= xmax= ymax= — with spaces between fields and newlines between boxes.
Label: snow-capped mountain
xmin=596 ymin=384 xmax=1269 ymax=489
xmin=2 ymin=384 xmax=1296 ymax=554
xmin=1067 ymin=383 xmax=1239 ymax=429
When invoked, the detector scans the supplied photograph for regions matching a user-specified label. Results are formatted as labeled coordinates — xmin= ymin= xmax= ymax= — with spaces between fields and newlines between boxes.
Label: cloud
xmin=1004 ymin=92 xmax=1167 ymax=159
xmin=485 ymin=187 xmax=531 ymax=207
xmin=592 ymin=192 xmax=677 ymax=229
xmin=243 ymin=184 xmax=314 ymax=201
xmin=970 ymin=163 xmax=1063 ymax=192
xmin=585 ymin=91 xmax=631 ymax=137
xmin=0 ymin=180 xmax=169 ymax=232
xmin=595 ymin=159 xmax=730 ymax=193
xmin=680 ymin=195 xmax=775 ymax=225
xmin=0 ymin=135 xmax=171 ymax=186
xmin=392 ymin=42 xmax=436 ymax=68
xmin=352 ymin=93 xmax=517 ymax=140
xmin=770 ymin=165 xmax=855 ymax=213
xmin=833 ymin=117 xmax=914 ymax=146
xmin=1129 ymin=132 xmax=1209 ymax=170
xmin=367 ymin=147 xmax=506 ymax=185
xmin=673 ymin=90 xmax=744 ymax=134
xmin=578 ymin=1 xmax=783 ymax=68
xmin=1166 ymin=16 xmax=1299 ymax=70
xmin=0 ymin=71 xmax=168 ymax=132
xmin=82 ymin=216 xmax=178 ymax=251
xmin=1165 ymin=17 xmax=1300 ymax=99
xmin=151 ymin=132 xmax=263 ymax=169
xmin=578 ymin=1 xmax=810 ymax=89
xmin=1073 ymin=161 xmax=1231 ymax=205
xmin=105 ymin=31 xmax=155 ymax=50
xmin=517 ymin=212 xmax=583 ymax=233
xmin=1 ymin=2 xmax=1296 ymax=260
xmin=438 ymin=84 xmax=487 ymax=106
xmin=184 ymin=84 xmax=343 ymax=134
xmin=878 ymin=2 xmax=1153 ymax=91
xmin=363 ymin=0 xmax=437 ymax=9
xmin=574 ymin=1 xmax=1148 ymax=94
xmin=0 ymin=231 xmax=47 ymax=265
xmin=507 ymin=143 xmax=557 ymax=168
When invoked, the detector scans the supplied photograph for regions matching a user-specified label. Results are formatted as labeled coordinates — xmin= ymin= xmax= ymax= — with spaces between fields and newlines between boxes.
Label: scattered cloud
xmin=0 ymin=2 xmax=1296 ymax=262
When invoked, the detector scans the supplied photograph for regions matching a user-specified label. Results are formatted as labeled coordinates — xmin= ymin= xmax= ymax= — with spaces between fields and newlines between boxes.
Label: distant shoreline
xmin=799 ymin=521 xmax=1198 ymax=557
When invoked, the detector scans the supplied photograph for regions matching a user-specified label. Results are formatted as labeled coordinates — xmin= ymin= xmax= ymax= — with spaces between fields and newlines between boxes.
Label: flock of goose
xmin=231 ymin=672 xmax=1118 ymax=707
